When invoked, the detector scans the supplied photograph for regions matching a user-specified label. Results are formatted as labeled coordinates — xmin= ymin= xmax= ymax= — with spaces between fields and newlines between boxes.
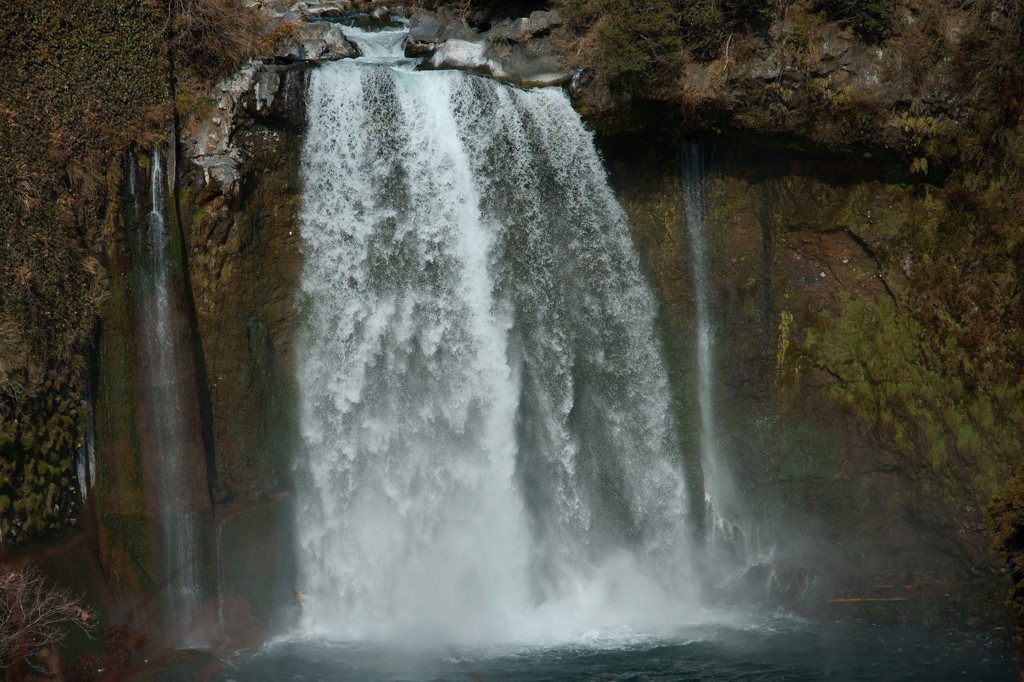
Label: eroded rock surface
xmin=188 ymin=61 xmax=292 ymax=194
xmin=179 ymin=59 xmax=307 ymax=505
xmin=606 ymin=136 xmax=1017 ymax=628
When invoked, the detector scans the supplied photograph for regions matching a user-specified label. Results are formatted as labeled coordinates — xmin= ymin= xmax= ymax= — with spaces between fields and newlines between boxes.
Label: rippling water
xmin=216 ymin=615 xmax=1016 ymax=681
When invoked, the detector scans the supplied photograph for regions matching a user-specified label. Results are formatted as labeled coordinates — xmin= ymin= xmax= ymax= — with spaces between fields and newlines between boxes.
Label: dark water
xmin=216 ymin=616 xmax=1017 ymax=681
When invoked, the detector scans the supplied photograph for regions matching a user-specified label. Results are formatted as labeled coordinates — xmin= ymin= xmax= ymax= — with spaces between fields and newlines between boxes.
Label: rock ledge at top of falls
xmin=186 ymin=3 xmax=570 ymax=195
xmin=406 ymin=8 xmax=569 ymax=87
xmin=241 ymin=0 xmax=569 ymax=87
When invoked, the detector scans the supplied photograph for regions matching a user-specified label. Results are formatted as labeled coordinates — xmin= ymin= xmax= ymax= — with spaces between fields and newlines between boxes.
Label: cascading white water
xmin=294 ymin=29 xmax=698 ymax=644
xmin=133 ymin=148 xmax=207 ymax=644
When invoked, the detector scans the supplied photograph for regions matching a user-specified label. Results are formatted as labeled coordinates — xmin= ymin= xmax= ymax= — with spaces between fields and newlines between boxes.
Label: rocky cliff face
xmin=175 ymin=58 xmax=313 ymax=643
xmin=609 ymin=138 xmax=1019 ymax=626
xmin=570 ymin=0 xmax=1023 ymax=628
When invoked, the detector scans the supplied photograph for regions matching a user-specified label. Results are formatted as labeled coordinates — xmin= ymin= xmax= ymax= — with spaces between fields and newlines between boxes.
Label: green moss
xmin=782 ymin=26 xmax=810 ymax=56
xmin=175 ymin=90 xmax=215 ymax=124
xmin=101 ymin=513 xmax=156 ymax=590
xmin=986 ymin=476 xmax=1024 ymax=631
xmin=0 ymin=369 xmax=82 ymax=543
xmin=776 ymin=310 xmax=794 ymax=379
xmin=796 ymin=165 xmax=1024 ymax=518
xmin=0 ymin=0 xmax=168 ymax=372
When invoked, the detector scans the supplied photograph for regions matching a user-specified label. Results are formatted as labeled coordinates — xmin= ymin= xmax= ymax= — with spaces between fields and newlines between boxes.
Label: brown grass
xmin=170 ymin=0 xmax=271 ymax=82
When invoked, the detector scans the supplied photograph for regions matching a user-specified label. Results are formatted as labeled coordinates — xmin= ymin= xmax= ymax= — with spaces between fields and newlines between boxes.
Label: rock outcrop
xmin=407 ymin=8 xmax=568 ymax=85
xmin=243 ymin=0 xmax=360 ymax=61
xmin=571 ymin=1 xmax=995 ymax=169
xmin=247 ymin=0 xmax=569 ymax=85
xmin=188 ymin=61 xmax=295 ymax=196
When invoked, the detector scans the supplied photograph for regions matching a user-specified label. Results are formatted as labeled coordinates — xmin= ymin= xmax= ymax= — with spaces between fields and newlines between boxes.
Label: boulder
xmin=406 ymin=9 xmax=478 ymax=48
xmin=275 ymin=19 xmax=359 ymax=62
xmin=487 ymin=10 xmax=563 ymax=43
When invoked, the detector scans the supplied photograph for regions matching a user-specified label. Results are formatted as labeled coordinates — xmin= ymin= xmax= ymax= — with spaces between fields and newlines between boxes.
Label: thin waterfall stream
xmin=293 ymin=26 xmax=700 ymax=643
xmin=681 ymin=142 xmax=742 ymax=548
xmin=130 ymin=147 xmax=213 ymax=646
xmin=681 ymin=141 xmax=774 ymax=593
xmin=681 ymin=142 xmax=721 ymax=530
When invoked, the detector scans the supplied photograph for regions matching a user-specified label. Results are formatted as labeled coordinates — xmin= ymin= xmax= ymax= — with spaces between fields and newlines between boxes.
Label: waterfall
xmin=130 ymin=147 xmax=213 ymax=645
xmin=680 ymin=142 xmax=725 ymax=534
xmin=681 ymin=141 xmax=774 ymax=595
xmin=293 ymin=30 xmax=697 ymax=643
xmin=77 ymin=378 xmax=97 ymax=501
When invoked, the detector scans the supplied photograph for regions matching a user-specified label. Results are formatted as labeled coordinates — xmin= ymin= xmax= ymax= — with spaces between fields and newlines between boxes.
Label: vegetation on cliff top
xmin=557 ymin=0 xmax=898 ymax=92
xmin=557 ymin=0 xmax=777 ymax=94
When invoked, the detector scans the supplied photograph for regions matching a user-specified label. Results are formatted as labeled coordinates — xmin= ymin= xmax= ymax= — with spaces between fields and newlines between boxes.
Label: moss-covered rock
xmin=987 ymin=476 xmax=1024 ymax=631
xmin=91 ymin=159 xmax=153 ymax=607
xmin=0 ymin=0 xmax=169 ymax=552
xmin=0 ymin=370 xmax=83 ymax=543
xmin=599 ymin=127 xmax=1020 ymax=626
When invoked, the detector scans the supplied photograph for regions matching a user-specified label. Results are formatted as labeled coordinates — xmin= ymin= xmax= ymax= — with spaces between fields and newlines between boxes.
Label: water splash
xmin=292 ymin=31 xmax=696 ymax=644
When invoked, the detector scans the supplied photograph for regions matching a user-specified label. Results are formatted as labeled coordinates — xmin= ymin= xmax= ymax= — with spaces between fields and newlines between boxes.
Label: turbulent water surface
xmin=219 ymin=617 xmax=1015 ymax=681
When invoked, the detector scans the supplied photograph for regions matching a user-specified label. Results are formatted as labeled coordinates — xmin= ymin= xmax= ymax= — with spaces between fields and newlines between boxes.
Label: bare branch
xmin=0 ymin=564 xmax=95 ymax=673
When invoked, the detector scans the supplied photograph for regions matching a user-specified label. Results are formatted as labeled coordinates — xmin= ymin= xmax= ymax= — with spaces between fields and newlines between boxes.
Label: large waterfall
xmin=293 ymin=29 xmax=697 ymax=643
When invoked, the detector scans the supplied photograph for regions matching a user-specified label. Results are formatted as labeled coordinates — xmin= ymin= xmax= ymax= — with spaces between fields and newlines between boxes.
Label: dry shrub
xmin=264 ymin=18 xmax=302 ymax=49
xmin=71 ymin=625 xmax=144 ymax=682
xmin=0 ymin=319 xmax=31 ymax=397
xmin=556 ymin=0 xmax=686 ymax=107
xmin=171 ymin=0 xmax=270 ymax=81
xmin=886 ymin=1 xmax=951 ymax=84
